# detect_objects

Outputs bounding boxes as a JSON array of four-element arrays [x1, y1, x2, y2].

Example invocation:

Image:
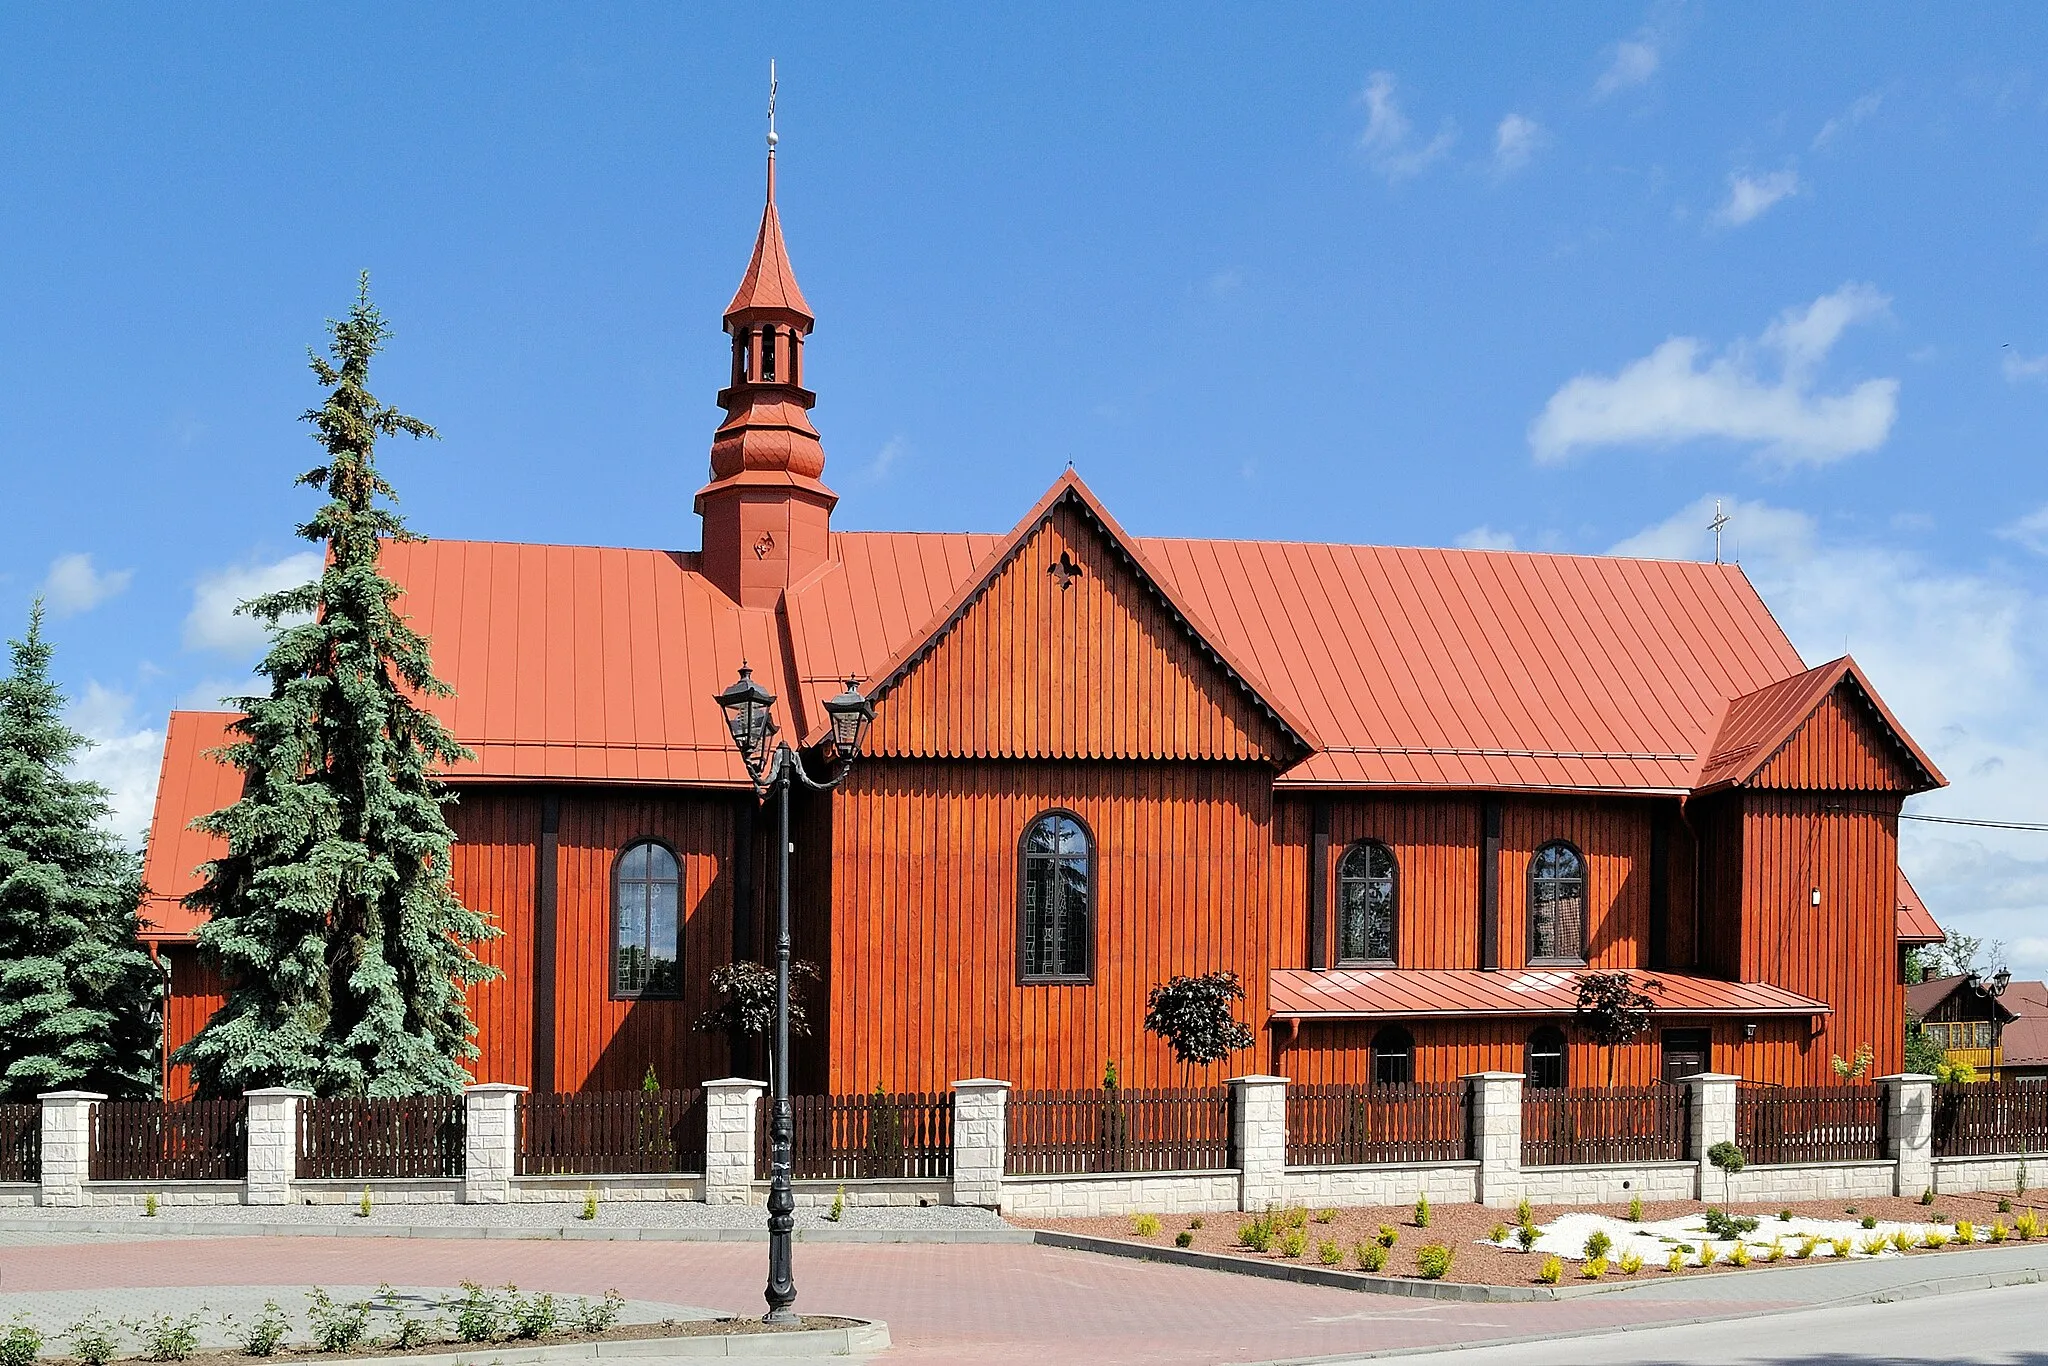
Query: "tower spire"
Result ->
[[695, 74, 837, 608]]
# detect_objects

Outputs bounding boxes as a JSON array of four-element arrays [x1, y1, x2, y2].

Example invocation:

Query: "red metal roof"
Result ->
[[1898, 872, 1944, 944], [1696, 656, 1944, 794], [139, 710, 239, 942], [1269, 967, 1830, 1020], [723, 157, 811, 321]]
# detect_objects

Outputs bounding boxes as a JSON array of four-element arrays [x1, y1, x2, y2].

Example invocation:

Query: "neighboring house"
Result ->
[[1908, 973, 2048, 1082], [140, 152, 1949, 1100]]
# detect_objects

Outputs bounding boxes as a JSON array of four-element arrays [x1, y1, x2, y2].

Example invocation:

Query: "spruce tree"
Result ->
[[0, 604, 161, 1100], [176, 276, 496, 1098]]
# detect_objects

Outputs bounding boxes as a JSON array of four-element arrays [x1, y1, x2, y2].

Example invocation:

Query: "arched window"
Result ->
[[1528, 841, 1587, 964], [1020, 811, 1092, 982], [613, 841, 681, 998], [1338, 841, 1397, 965], [1371, 1025, 1414, 1086], [1526, 1025, 1567, 1090]]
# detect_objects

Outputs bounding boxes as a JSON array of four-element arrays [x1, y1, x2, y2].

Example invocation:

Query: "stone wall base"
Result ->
[[1516, 1161, 1698, 1206], [1935, 1155, 2042, 1196], [1728, 1161, 1896, 1203], [1278, 1162, 1479, 1208], [511, 1174, 706, 1203], [1001, 1171, 1240, 1218]]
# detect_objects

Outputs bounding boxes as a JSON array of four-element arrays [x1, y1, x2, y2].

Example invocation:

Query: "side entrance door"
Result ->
[[1661, 1028, 1711, 1082]]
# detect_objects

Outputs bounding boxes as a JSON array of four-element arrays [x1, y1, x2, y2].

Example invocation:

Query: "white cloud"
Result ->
[[1492, 114, 1545, 175], [863, 436, 907, 482], [1358, 71, 1457, 182], [1529, 283, 1899, 465], [1999, 505, 2048, 556], [1813, 92, 1883, 150], [39, 553, 132, 617], [65, 682, 165, 850], [183, 552, 323, 655], [2004, 350, 2048, 384], [1712, 169, 1801, 228], [1594, 34, 1660, 98], [1455, 526, 1518, 551], [1612, 493, 2048, 983]]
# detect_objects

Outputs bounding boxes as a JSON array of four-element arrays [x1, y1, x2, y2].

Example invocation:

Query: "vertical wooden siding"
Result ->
[[829, 758, 1275, 1093], [1496, 798, 1654, 970], [448, 789, 542, 1088], [161, 945, 227, 1101], [1752, 689, 1923, 792], [865, 503, 1289, 763]]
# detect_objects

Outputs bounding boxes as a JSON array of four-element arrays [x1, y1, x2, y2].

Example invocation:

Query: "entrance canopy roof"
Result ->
[[1268, 967, 1830, 1021]]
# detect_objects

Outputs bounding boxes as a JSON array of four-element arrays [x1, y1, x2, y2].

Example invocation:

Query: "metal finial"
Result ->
[[767, 59, 778, 152], [1708, 499, 1731, 564]]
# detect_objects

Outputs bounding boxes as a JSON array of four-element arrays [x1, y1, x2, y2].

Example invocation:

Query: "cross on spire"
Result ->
[[1709, 499, 1731, 564]]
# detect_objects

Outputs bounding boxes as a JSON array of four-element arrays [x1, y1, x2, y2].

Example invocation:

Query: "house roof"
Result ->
[[1694, 656, 1944, 794], [1268, 967, 1830, 1021], [139, 710, 240, 942], [1898, 872, 1944, 945], [1998, 981, 2048, 1067]]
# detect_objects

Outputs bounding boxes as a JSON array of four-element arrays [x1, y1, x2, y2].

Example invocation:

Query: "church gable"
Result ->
[[863, 494, 1299, 763], [1751, 677, 1936, 793]]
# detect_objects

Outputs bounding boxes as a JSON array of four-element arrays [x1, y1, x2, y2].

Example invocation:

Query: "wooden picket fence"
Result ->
[[1737, 1084, 1887, 1164], [296, 1095, 466, 1180], [0, 1104, 39, 1183], [1932, 1081, 2048, 1159], [90, 1098, 246, 1181], [1005, 1086, 1234, 1176], [755, 1091, 954, 1181], [518, 1088, 707, 1176], [1286, 1083, 1467, 1166], [1522, 1085, 1689, 1167]]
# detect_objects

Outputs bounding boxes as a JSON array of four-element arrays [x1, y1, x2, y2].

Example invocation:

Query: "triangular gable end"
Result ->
[[836, 473, 1317, 764], [1700, 658, 1944, 795]]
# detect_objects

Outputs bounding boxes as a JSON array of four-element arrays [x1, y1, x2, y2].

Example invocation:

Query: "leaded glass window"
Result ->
[[614, 841, 681, 998], [1020, 812, 1091, 981], [1529, 841, 1587, 963], [1338, 841, 1397, 965]]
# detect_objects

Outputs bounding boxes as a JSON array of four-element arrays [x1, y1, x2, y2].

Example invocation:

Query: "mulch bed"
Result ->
[[1013, 1190, 2046, 1288]]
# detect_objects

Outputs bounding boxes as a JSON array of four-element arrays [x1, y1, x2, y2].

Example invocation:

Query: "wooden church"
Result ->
[[142, 148, 1949, 1101]]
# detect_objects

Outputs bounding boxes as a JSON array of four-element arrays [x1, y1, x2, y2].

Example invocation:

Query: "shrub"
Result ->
[[1490, 1223, 1509, 1244], [1618, 1251, 1643, 1275], [1992, 1221, 2011, 1244], [1728, 1242, 1751, 1268], [580, 1186, 599, 1222], [1920, 1187, 1936, 1205], [1, 1315, 45, 1366], [1280, 1203, 1309, 1230], [306, 1290, 370, 1354], [1665, 1249, 1685, 1273], [67, 1313, 120, 1366], [1707, 1141, 1745, 1174], [144, 1193, 160, 1218], [1280, 1230, 1308, 1258], [449, 1282, 504, 1344], [509, 1290, 557, 1341], [1356, 1241, 1388, 1273], [1237, 1218, 1273, 1253], [1537, 1254, 1563, 1284], [1701, 1208, 1759, 1239], [357, 1186, 373, 1219], [1132, 1213, 1161, 1237], [389, 1311, 435, 1351], [1764, 1239, 1784, 1263], [1628, 1194, 1643, 1223], [1922, 1229, 1949, 1249], [2017, 1209, 2039, 1241], [138, 1312, 203, 1362], [1956, 1220, 1976, 1244], [573, 1292, 625, 1335], [231, 1301, 289, 1357], [1189, 1216, 1205, 1230], [1583, 1229, 1613, 1260], [1515, 1222, 1540, 1252], [1793, 1237, 1817, 1259], [1317, 1240, 1342, 1266], [1414, 1194, 1431, 1228], [1515, 1196, 1533, 1226], [1174, 1230, 1194, 1248], [1313, 1208, 1337, 1225], [1696, 1242, 1718, 1268], [1860, 1215, 1878, 1229], [1890, 1230, 1915, 1252], [1377, 1223, 1399, 1249], [2000, 1196, 2014, 1214], [1860, 1233, 1889, 1256], [1414, 1244, 1453, 1280]]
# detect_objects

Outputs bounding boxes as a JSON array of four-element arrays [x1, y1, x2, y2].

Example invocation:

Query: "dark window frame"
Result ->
[[1336, 839, 1399, 967], [1525, 1024, 1568, 1090], [1017, 808, 1095, 985], [1371, 1024, 1415, 1086], [1527, 839, 1589, 966], [611, 837, 683, 1001]]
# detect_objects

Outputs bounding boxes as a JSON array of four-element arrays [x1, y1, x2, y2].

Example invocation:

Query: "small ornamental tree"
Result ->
[[0, 605, 161, 1099], [1144, 971, 1257, 1072], [692, 960, 821, 1040], [176, 278, 496, 1098], [1571, 969, 1659, 1087]]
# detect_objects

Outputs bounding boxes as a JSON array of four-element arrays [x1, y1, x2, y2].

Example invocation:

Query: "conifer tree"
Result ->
[[0, 604, 160, 1099], [176, 276, 496, 1098]]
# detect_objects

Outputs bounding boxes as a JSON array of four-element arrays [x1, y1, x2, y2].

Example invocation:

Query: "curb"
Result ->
[[214, 1320, 895, 1363], [0, 1219, 1029, 1245]]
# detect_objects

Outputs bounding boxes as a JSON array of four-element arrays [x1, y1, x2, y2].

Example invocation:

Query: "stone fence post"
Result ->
[[1464, 1072, 1522, 1207], [1229, 1075, 1288, 1212], [37, 1092, 103, 1208], [1686, 1073, 1740, 1203], [951, 1079, 1010, 1210], [704, 1078, 765, 1205], [462, 1084, 527, 1205], [244, 1088, 310, 1206], [1882, 1073, 1934, 1198]]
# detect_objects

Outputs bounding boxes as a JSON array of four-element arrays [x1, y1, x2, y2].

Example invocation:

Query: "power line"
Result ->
[[1900, 812, 2048, 833]]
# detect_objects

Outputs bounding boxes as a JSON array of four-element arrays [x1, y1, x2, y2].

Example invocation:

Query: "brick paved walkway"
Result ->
[[0, 1234, 1816, 1364]]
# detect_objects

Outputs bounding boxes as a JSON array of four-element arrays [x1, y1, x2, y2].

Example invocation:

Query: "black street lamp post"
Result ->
[[714, 664, 873, 1324]]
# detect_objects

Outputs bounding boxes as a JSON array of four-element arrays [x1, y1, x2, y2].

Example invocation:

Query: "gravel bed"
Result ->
[[0, 1200, 1009, 1233]]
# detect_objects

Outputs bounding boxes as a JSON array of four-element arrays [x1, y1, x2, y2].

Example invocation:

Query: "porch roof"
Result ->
[[1268, 967, 1830, 1021]]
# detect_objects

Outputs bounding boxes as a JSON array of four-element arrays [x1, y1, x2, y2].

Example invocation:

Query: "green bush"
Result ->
[[1792, 1237, 1817, 1260], [1580, 1256, 1607, 1280], [573, 1292, 625, 1335], [138, 1312, 203, 1362], [1515, 1222, 1539, 1252], [1280, 1229, 1308, 1258], [1956, 1220, 1977, 1244], [1628, 1194, 1643, 1223], [1356, 1241, 1388, 1273], [231, 1300, 289, 1357], [1188, 1216, 1204, 1230], [1237, 1218, 1273, 1253], [1700, 1208, 1759, 1239], [1778, 1208, 1793, 1221], [1313, 1207, 1337, 1225], [306, 1290, 369, 1353], [1920, 1187, 1936, 1205], [1860, 1215, 1878, 1229], [1174, 1230, 1194, 1248], [1665, 1249, 1685, 1274], [144, 1193, 160, 1218], [1992, 1221, 2010, 1243], [1537, 1254, 1563, 1284], [1376, 1223, 1399, 1248], [580, 1186, 600, 1222], [1414, 1244, 1453, 1280], [1764, 1238, 1784, 1263], [2000, 1196, 2014, 1214], [1706, 1140, 1745, 1174], [1489, 1223, 1509, 1244], [67, 1313, 119, 1366], [1728, 1241, 1750, 1267], [448, 1282, 503, 1344], [1317, 1240, 1342, 1266], [2017, 1209, 2039, 1240], [1413, 1194, 1431, 1228], [1617, 1251, 1643, 1275], [1583, 1229, 1613, 1260], [509, 1290, 557, 1341], [1515, 1197, 1533, 1226], [0, 1316, 45, 1366], [1131, 1213, 1161, 1237]]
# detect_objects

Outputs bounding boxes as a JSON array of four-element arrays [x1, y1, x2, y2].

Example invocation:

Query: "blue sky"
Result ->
[[7, 6, 2048, 973]]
